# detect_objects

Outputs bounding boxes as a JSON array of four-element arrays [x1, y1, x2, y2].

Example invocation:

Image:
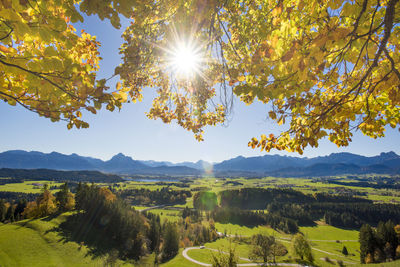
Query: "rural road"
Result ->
[[182, 247, 303, 266], [276, 239, 357, 264], [183, 238, 358, 266], [182, 247, 211, 266]]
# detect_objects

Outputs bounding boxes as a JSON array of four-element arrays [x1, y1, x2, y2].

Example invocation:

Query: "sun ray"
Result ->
[[165, 37, 205, 79]]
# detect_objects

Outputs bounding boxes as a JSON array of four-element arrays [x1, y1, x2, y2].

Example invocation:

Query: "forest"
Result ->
[[194, 188, 400, 230], [117, 187, 191, 206]]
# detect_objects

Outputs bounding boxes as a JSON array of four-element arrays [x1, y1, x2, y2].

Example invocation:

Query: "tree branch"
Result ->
[[0, 58, 79, 100], [315, 0, 398, 121]]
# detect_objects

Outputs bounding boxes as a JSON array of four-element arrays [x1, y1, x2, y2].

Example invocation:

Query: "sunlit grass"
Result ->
[[0, 180, 63, 193], [147, 209, 182, 223], [0, 213, 132, 267]]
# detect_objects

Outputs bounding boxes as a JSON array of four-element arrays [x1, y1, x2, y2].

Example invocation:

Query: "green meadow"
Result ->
[[0, 177, 400, 266], [0, 213, 133, 267], [0, 180, 63, 194]]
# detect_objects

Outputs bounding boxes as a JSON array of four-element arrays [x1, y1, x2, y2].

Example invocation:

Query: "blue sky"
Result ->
[[0, 15, 399, 163]]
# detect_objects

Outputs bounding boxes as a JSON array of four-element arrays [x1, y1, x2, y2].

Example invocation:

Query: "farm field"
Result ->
[[0, 176, 400, 266], [0, 180, 63, 193], [3, 176, 399, 212], [120, 176, 400, 205]]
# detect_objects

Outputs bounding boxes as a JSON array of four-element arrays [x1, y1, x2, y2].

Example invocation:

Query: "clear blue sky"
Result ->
[[0, 15, 399, 163]]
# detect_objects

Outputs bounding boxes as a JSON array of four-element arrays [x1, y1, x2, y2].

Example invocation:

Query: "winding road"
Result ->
[[182, 239, 358, 266], [182, 247, 304, 267]]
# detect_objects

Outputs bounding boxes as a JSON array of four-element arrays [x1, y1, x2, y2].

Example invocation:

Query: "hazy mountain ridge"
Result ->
[[0, 150, 200, 176], [214, 151, 400, 173], [0, 150, 399, 177], [266, 163, 399, 177]]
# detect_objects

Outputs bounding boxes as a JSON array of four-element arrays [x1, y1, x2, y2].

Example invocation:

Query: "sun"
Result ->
[[166, 40, 204, 78]]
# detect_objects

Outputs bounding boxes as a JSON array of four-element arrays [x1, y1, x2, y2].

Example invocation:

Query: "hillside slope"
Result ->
[[0, 213, 132, 267]]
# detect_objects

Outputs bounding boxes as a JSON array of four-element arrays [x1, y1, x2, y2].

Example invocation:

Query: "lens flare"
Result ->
[[166, 39, 204, 79]]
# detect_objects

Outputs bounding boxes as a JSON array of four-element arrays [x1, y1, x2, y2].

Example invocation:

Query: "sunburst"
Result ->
[[164, 36, 205, 80]]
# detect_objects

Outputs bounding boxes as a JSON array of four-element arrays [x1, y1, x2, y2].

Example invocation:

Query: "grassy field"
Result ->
[[186, 246, 251, 264], [0, 206, 397, 267], [147, 208, 182, 223], [2, 176, 399, 204], [0, 180, 63, 193], [0, 213, 133, 267], [161, 248, 193, 267], [299, 225, 359, 241], [214, 222, 285, 237], [0, 177, 399, 266], [110, 177, 400, 266]]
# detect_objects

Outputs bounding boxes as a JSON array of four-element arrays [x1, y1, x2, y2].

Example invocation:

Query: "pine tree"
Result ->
[[359, 224, 376, 263], [14, 199, 27, 220], [342, 246, 348, 256], [56, 183, 75, 211], [149, 217, 160, 252], [5, 204, 15, 222], [162, 222, 179, 262], [383, 221, 398, 260], [0, 199, 7, 222], [56, 183, 69, 211]]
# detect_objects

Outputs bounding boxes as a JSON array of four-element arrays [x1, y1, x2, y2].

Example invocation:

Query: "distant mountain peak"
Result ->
[[110, 153, 132, 160], [380, 151, 398, 157]]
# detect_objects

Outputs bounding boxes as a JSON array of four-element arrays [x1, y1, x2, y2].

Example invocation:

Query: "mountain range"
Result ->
[[0, 150, 399, 177]]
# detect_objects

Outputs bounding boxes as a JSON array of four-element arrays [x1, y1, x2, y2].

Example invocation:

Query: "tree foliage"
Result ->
[[249, 234, 287, 263], [55, 182, 75, 211], [211, 241, 238, 267], [117, 0, 400, 152], [74, 183, 148, 260], [342, 245, 349, 256], [118, 187, 191, 206], [217, 188, 400, 229], [0, 199, 6, 221], [23, 184, 57, 218], [360, 220, 399, 263], [0, 0, 135, 128], [161, 222, 179, 262], [3, 0, 400, 151], [291, 233, 313, 263], [193, 191, 218, 210]]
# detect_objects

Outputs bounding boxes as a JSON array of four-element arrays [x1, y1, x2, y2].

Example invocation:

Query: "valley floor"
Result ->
[[1, 212, 400, 267]]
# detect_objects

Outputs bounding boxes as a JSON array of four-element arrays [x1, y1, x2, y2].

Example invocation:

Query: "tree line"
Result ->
[[0, 182, 218, 263], [117, 187, 191, 206], [0, 183, 74, 222], [327, 180, 400, 190], [0, 191, 38, 203], [0, 168, 123, 183], [193, 188, 400, 229], [210, 208, 299, 234]]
